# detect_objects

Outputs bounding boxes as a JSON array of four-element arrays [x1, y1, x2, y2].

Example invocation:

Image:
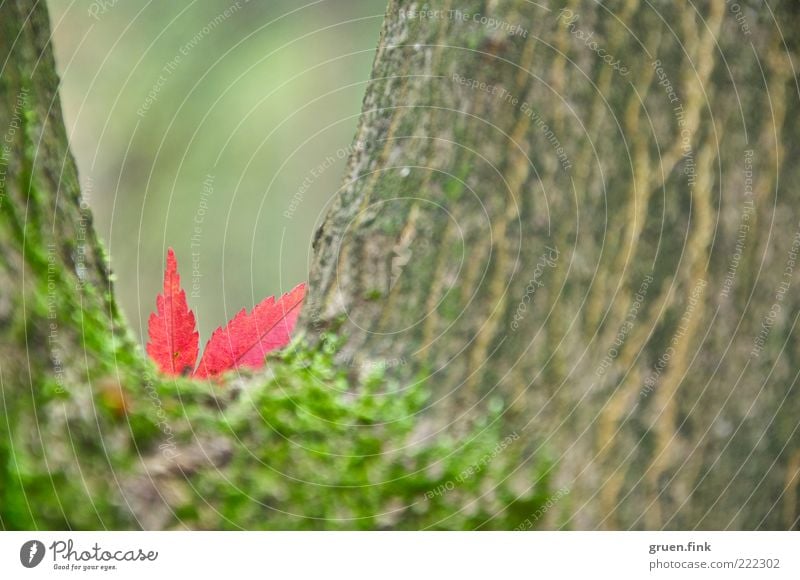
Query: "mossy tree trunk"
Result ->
[[2, 0, 799, 529], [0, 0, 145, 529], [308, 0, 800, 529]]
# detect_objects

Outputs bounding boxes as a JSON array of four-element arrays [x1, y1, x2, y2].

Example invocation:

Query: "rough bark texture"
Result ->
[[308, 0, 800, 528], [1, 0, 799, 530]]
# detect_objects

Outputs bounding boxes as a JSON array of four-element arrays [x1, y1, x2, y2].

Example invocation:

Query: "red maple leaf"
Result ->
[[146, 249, 306, 379], [193, 282, 306, 378], [146, 247, 199, 376]]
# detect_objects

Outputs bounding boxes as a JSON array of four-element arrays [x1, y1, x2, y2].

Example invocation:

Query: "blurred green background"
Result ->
[[50, 0, 387, 343]]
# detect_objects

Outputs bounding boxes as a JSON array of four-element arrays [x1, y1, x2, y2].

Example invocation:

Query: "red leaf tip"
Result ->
[[146, 248, 199, 376]]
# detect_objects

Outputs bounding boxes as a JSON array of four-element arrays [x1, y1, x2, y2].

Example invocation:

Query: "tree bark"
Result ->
[[1, 0, 799, 530], [307, 0, 800, 529], [0, 0, 145, 529]]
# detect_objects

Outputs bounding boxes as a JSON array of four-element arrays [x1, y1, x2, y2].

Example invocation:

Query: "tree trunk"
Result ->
[[0, 0, 145, 529], [307, 0, 800, 529], [2, 0, 799, 530]]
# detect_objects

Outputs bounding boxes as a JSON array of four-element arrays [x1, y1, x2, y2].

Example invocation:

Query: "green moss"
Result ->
[[2, 332, 554, 530], [443, 176, 465, 201], [149, 335, 553, 529], [365, 288, 384, 301], [437, 286, 463, 321]]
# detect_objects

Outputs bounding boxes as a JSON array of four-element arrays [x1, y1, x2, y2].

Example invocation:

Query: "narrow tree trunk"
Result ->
[[1, 0, 799, 530], [0, 0, 146, 529]]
